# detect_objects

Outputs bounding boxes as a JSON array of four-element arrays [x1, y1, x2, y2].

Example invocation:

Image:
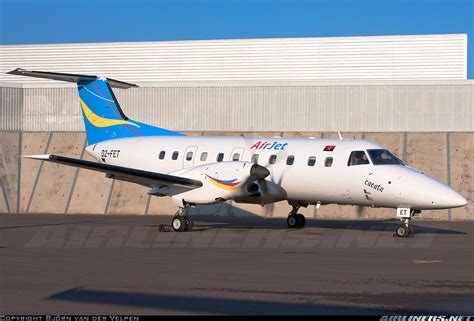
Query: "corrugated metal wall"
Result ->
[[0, 34, 467, 83], [2, 81, 472, 132], [0, 86, 22, 131], [23, 87, 82, 132]]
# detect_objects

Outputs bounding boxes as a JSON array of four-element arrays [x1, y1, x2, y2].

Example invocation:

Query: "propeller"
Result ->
[[249, 163, 270, 179], [239, 129, 291, 209], [356, 205, 366, 218], [245, 163, 270, 198], [240, 133, 293, 205]]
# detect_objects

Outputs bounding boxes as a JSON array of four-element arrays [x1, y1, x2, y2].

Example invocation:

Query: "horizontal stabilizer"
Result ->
[[23, 154, 202, 190], [7, 68, 137, 89], [9, 68, 184, 144]]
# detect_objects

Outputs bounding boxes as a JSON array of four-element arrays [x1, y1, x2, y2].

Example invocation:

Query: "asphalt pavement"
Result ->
[[0, 214, 473, 315]]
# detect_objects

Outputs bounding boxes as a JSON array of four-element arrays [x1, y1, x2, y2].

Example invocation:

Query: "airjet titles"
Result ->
[[250, 141, 288, 151]]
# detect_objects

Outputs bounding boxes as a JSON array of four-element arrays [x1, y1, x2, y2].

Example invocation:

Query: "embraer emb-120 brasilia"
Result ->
[[9, 68, 467, 237]]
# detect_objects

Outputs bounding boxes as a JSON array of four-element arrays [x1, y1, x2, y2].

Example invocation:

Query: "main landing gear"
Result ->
[[287, 202, 306, 228], [394, 208, 420, 237], [171, 206, 194, 232]]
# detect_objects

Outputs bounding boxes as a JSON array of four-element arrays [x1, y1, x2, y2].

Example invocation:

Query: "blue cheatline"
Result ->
[[78, 78, 185, 145]]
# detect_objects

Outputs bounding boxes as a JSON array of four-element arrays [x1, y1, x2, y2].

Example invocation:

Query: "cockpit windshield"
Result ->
[[367, 149, 404, 165], [348, 151, 370, 166]]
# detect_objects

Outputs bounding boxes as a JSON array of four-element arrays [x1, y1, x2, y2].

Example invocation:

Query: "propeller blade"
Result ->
[[250, 163, 270, 179], [259, 179, 269, 206], [260, 179, 268, 194], [356, 205, 366, 217], [263, 203, 274, 217]]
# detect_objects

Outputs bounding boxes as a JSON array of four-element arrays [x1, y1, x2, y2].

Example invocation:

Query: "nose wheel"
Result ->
[[395, 224, 411, 237], [394, 207, 417, 237]]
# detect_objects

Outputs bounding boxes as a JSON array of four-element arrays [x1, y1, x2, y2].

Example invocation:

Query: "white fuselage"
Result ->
[[86, 136, 467, 211]]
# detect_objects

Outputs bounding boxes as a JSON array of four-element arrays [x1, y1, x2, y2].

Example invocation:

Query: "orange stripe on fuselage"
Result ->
[[205, 174, 240, 191]]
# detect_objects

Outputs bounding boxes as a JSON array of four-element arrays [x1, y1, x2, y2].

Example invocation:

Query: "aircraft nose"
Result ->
[[435, 186, 468, 208], [445, 189, 468, 208], [403, 167, 468, 209]]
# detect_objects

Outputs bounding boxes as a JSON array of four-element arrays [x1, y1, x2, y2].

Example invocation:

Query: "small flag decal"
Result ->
[[324, 145, 336, 151]]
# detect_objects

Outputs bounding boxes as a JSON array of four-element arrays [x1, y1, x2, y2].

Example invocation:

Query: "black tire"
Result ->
[[296, 214, 306, 227], [395, 225, 410, 238], [287, 214, 298, 228], [184, 216, 194, 231], [172, 216, 186, 232]]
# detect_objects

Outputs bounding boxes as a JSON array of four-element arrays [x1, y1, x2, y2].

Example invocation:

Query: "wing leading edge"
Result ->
[[23, 154, 203, 190]]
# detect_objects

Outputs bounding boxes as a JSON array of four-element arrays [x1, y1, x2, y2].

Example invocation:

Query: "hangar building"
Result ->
[[0, 34, 472, 220]]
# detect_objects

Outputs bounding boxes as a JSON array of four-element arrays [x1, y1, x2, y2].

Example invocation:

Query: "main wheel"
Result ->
[[287, 214, 298, 228], [172, 216, 186, 232], [296, 214, 306, 227], [395, 225, 410, 238], [184, 216, 194, 231]]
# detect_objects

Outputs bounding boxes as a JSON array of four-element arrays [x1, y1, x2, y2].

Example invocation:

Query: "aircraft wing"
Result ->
[[23, 154, 203, 190]]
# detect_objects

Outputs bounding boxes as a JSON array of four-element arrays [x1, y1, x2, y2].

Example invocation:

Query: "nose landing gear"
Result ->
[[395, 219, 412, 237], [394, 208, 419, 237]]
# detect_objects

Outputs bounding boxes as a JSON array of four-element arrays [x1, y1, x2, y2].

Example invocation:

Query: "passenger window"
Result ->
[[286, 155, 295, 165], [348, 151, 370, 166], [200, 152, 208, 161], [172, 151, 179, 160], [217, 153, 224, 162], [159, 151, 166, 160], [325, 157, 333, 167], [232, 153, 240, 161], [269, 155, 277, 165], [307, 156, 316, 166], [186, 151, 193, 161], [251, 154, 259, 164], [250, 154, 260, 164]]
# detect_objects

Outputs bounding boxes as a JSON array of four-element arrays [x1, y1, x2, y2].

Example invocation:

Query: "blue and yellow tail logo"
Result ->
[[78, 78, 184, 144], [79, 98, 140, 129]]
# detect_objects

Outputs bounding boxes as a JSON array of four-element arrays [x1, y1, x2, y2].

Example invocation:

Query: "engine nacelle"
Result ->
[[161, 161, 272, 206]]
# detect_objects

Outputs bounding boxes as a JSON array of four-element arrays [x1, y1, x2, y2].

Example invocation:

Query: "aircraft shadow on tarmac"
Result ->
[[0, 213, 466, 236], [158, 216, 467, 235], [0, 219, 107, 230], [180, 203, 468, 235], [47, 287, 432, 315]]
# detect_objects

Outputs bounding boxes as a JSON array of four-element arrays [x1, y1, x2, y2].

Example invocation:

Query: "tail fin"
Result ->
[[7, 68, 184, 144]]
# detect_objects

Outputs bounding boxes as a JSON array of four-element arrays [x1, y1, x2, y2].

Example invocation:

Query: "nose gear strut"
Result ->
[[394, 208, 420, 237]]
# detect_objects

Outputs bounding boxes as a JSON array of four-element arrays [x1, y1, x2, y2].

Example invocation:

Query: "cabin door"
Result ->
[[183, 146, 198, 168]]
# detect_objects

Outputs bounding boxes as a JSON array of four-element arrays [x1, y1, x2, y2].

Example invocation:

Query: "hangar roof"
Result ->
[[0, 34, 468, 85]]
